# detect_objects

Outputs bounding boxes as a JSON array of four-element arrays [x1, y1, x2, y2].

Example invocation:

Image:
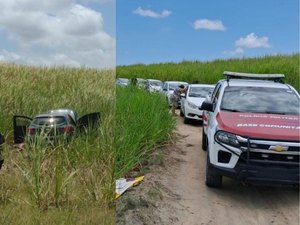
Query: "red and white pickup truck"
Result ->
[[201, 71, 300, 187]]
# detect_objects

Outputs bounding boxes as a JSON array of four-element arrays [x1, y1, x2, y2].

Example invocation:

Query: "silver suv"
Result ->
[[13, 109, 100, 145], [201, 71, 300, 187]]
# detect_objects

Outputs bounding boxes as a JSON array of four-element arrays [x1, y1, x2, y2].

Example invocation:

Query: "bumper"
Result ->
[[210, 160, 300, 185], [28, 134, 71, 146], [185, 107, 203, 120]]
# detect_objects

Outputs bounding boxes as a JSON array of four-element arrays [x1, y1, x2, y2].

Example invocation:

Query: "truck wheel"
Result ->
[[205, 151, 222, 187], [202, 127, 207, 151]]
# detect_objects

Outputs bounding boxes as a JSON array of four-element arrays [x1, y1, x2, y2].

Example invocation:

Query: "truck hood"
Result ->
[[216, 112, 300, 141]]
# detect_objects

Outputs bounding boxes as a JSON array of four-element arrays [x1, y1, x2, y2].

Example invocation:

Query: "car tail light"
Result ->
[[27, 128, 36, 135], [61, 126, 74, 133]]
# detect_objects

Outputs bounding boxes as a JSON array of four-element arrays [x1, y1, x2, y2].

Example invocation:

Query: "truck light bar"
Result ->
[[223, 71, 285, 82]]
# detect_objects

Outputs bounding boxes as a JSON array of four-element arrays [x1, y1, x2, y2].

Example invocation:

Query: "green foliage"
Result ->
[[116, 86, 175, 177], [117, 54, 300, 91], [0, 64, 115, 224]]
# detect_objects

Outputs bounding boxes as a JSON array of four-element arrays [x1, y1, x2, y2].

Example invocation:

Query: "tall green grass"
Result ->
[[117, 54, 300, 91], [115, 54, 299, 178], [0, 64, 115, 224], [116, 86, 175, 178]]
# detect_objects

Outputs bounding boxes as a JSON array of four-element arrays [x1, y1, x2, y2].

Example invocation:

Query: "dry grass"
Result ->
[[0, 64, 115, 224]]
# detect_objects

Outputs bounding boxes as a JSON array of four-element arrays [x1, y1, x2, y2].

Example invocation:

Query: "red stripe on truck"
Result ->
[[216, 112, 300, 141]]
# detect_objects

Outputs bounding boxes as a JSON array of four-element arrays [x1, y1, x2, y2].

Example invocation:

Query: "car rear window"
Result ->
[[32, 116, 67, 126], [221, 86, 300, 115]]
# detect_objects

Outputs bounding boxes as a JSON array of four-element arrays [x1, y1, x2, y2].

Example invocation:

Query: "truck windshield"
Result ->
[[221, 86, 300, 115]]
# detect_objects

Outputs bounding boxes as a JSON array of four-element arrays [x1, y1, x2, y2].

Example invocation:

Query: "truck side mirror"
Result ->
[[200, 101, 213, 112]]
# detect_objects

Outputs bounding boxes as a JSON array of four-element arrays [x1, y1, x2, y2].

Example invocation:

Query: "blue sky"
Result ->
[[117, 0, 299, 65], [0, 0, 115, 68]]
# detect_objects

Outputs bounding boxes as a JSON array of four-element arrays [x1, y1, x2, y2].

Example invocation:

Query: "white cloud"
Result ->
[[76, 0, 113, 3], [133, 7, 171, 19], [235, 33, 270, 49], [223, 47, 244, 55], [0, 0, 115, 68], [0, 49, 21, 61], [193, 19, 226, 31], [224, 33, 271, 56]]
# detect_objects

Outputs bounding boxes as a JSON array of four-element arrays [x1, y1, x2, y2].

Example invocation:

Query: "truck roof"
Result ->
[[220, 79, 291, 89]]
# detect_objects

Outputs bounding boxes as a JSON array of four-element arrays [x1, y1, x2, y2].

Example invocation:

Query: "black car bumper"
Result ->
[[210, 161, 299, 185]]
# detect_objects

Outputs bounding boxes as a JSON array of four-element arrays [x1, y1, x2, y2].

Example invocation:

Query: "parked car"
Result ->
[[136, 78, 147, 89], [162, 81, 188, 106], [180, 84, 214, 123], [201, 71, 300, 187], [116, 78, 129, 86], [128, 78, 147, 89], [13, 109, 100, 146], [145, 79, 163, 92]]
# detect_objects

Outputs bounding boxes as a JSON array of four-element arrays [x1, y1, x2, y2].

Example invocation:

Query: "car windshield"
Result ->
[[169, 83, 186, 90], [149, 80, 162, 86], [220, 86, 300, 115], [32, 116, 67, 126], [188, 87, 214, 98]]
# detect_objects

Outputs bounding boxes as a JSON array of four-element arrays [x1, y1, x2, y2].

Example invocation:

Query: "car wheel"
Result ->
[[183, 116, 189, 124], [205, 149, 222, 187], [180, 109, 184, 117], [202, 126, 207, 151]]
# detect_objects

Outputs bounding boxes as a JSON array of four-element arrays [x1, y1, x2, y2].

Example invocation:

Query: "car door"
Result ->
[[162, 82, 167, 95], [13, 115, 32, 144], [77, 112, 101, 132], [146, 80, 150, 91], [206, 82, 222, 134]]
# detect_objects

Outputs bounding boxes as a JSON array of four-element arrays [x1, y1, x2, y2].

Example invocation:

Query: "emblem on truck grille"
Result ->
[[269, 145, 288, 152]]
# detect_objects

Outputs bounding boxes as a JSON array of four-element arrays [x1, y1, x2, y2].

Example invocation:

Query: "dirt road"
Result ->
[[117, 116, 299, 225]]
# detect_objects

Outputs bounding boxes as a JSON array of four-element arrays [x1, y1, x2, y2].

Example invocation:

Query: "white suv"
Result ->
[[180, 84, 214, 123], [201, 71, 300, 187]]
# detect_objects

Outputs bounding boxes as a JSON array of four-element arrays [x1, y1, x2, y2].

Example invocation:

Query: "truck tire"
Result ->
[[205, 150, 222, 187], [202, 126, 207, 151]]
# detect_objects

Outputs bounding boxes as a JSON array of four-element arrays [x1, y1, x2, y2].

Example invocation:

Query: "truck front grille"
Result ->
[[237, 138, 300, 164]]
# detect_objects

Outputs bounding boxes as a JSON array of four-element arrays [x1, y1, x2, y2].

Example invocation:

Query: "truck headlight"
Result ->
[[215, 131, 240, 148], [187, 101, 197, 109]]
